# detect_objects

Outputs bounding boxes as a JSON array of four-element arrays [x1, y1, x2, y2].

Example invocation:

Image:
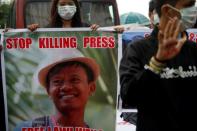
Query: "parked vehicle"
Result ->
[[7, 0, 120, 28]]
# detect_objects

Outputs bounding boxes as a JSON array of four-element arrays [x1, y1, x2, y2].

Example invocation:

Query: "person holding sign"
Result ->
[[14, 49, 100, 130], [119, 0, 197, 131], [28, 0, 99, 31]]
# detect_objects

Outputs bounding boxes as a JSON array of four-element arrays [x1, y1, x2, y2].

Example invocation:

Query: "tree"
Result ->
[[0, 3, 11, 28]]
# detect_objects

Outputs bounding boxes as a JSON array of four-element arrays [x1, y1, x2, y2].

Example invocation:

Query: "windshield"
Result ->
[[80, 2, 114, 26], [25, 1, 51, 27], [25, 1, 115, 27]]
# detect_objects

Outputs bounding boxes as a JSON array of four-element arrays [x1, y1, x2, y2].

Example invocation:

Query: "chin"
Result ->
[[57, 104, 80, 111]]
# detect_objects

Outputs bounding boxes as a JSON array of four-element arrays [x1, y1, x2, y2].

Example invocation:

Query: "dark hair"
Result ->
[[153, 0, 196, 17], [153, 0, 177, 17], [46, 61, 94, 90], [149, 0, 155, 13], [50, 0, 83, 27]]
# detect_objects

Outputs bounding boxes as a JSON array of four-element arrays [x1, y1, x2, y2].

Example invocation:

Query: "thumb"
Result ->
[[176, 38, 185, 51]]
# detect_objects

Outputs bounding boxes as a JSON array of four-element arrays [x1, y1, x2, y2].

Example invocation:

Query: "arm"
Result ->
[[119, 42, 161, 108], [119, 17, 186, 108]]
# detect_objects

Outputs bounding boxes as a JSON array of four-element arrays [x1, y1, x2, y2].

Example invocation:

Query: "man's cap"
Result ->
[[37, 49, 100, 88]]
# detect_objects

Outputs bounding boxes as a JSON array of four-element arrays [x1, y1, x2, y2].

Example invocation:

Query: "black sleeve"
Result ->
[[119, 42, 160, 108]]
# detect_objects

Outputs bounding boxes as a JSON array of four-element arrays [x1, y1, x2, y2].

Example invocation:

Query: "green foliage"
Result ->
[[0, 3, 11, 28]]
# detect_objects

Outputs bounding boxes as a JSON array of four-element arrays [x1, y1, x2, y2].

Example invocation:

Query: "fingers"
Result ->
[[176, 33, 186, 51], [164, 38, 177, 48], [173, 20, 181, 39], [27, 24, 39, 32], [157, 17, 184, 61], [3, 28, 9, 32], [176, 38, 185, 51], [162, 17, 182, 47], [90, 24, 99, 31], [158, 30, 164, 44], [114, 26, 124, 33], [164, 19, 172, 40], [168, 19, 176, 37], [164, 17, 179, 40]]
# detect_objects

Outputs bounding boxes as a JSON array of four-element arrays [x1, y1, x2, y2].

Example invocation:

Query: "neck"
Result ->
[[62, 20, 72, 28], [53, 109, 86, 127]]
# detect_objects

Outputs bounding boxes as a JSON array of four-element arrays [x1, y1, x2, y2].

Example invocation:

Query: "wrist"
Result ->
[[154, 55, 167, 64], [147, 56, 166, 74], [155, 54, 167, 63]]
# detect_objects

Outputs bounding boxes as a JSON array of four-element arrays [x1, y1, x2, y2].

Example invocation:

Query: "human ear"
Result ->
[[88, 82, 96, 96], [47, 88, 53, 100], [46, 86, 52, 97]]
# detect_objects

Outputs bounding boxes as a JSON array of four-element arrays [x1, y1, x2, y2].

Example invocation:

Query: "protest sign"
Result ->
[[2, 28, 118, 131]]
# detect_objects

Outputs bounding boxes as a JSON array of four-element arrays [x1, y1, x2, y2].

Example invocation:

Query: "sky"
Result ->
[[1, 0, 11, 3], [117, 0, 197, 18], [117, 0, 150, 18]]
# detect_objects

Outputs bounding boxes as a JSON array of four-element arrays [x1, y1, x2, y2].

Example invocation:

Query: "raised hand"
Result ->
[[156, 17, 186, 61]]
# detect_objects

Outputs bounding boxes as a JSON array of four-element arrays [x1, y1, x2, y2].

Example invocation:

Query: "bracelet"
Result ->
[[151, 56, 166, 68], [145, 65, 160, 74], [148, 56, 166, 74], [153, 56, 167, 64], [149, 61, 163, 73]]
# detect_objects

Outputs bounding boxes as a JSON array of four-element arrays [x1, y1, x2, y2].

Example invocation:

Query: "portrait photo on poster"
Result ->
[[2, 28, 118, 131]]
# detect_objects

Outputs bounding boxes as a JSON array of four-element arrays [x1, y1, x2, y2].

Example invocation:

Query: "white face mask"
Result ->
[[58, 5, 77, 20], [153, 14, 160, 25], [180, 6, 197, 30]]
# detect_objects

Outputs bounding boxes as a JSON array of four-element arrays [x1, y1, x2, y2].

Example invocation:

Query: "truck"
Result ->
[[7, 0, 120, 28]]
